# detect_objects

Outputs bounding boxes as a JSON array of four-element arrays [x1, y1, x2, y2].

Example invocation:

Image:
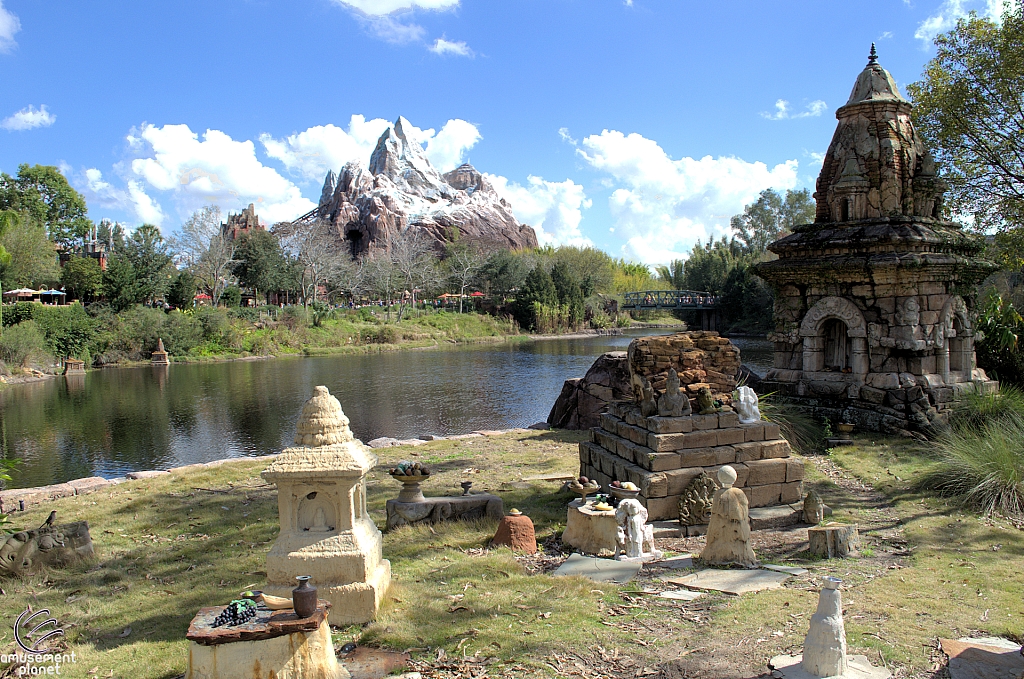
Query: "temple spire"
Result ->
[[867, 43, 878, 66]]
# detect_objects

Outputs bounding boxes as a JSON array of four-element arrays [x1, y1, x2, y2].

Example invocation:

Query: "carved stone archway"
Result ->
[[938, 296, 973, 382], [799, 296, 869, 376]]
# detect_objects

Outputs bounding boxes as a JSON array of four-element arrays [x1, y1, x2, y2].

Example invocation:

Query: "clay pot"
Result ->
[[292, 576, 318, 619]]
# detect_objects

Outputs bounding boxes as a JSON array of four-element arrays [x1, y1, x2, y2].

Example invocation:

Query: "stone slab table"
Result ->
[[561, 498, 619, 556], [186, 600, 348, 679], [385, 493, 503, 531]]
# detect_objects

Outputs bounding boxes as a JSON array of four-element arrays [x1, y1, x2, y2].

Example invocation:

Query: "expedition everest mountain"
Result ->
[[305, 116, 538, 256]]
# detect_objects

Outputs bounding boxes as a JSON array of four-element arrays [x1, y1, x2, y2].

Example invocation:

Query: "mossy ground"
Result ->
[[0, 431, 1019, 678]]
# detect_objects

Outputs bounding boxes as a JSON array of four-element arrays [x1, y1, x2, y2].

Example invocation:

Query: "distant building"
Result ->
[[58, 225, 109, 270], [222, 203, 263, 241]]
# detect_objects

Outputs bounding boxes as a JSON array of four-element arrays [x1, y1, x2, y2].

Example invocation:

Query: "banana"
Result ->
[[260, 593, 294, 610]]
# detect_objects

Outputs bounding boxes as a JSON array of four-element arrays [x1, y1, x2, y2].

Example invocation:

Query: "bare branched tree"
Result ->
[[278, 218, 347, 305], [170, 205, 236, 306], [445, 242, 486, 313]]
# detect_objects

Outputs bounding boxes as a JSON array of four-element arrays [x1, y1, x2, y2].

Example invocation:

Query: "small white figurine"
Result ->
[[735, 385, 761, 424], [614, 499, 662, 562]]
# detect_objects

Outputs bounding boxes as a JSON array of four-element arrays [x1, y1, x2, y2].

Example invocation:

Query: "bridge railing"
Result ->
[[620, 290, 720, 309]]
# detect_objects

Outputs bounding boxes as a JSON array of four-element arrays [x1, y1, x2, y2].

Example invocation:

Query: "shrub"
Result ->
[[31, 303, 96, 359], [2, 302, 36, 327], [757, 393, 824, 455], [359, 325, 398, 344], [918, 413, 1024, 517], [0, 321, 51, 367], [949, 385, 1024, 432]]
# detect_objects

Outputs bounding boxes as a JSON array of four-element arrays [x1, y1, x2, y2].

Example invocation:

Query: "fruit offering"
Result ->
[[212, 599, 258, 627], [389, 461, 430, 477]]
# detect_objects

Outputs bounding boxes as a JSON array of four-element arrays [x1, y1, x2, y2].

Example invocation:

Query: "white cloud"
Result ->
[[365, 15, 425, 43], [760, 99, 826, 120], [0, 0, 20, 53], [487, 174, 592, 247], [429, 37, 473, 57], [878, 30, 894, 40], [331, 0, 459, 15], [263, 115, 481, 177], [915, 0, 1017, 45], [1, 105, 56, 131], [129, 124, 316, 225], [78, 168, 168, 227], [577, 129, 799, 265]]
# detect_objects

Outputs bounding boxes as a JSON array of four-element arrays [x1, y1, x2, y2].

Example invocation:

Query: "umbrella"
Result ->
[[3, 288, 38, 296], [470, 291, 485, 297]]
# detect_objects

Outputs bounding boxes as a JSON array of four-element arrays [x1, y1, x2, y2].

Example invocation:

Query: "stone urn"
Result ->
[[837, 423, 854, 441], [390, 472, 429, 503], [567, 480, 600, 506]]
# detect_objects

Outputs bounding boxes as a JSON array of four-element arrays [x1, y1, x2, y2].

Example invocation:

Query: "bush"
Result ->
[[32, 303, 95, 359], [949, 385, 1024, 431], [919, 413, 1024, 517], [359, 325, 398, 344], [2, 302, 36, 327], [757, 393, 824, 455], [0, 321, 51, 368]]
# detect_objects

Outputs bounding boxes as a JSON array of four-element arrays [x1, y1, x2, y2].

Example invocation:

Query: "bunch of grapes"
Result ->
[[212, 599, 258, 627]]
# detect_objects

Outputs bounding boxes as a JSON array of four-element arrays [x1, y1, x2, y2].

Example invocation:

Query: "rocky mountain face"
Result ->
[[316, 117, 538, 256]]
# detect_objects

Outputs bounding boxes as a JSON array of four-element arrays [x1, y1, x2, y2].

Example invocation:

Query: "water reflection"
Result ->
[[0, 332, 772, 488]]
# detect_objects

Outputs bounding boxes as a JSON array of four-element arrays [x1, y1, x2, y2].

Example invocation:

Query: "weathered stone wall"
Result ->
[[579, 400, 803, 521], [627, 331, 740, 402]]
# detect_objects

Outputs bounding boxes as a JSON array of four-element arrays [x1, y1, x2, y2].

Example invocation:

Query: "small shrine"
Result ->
[[151, 338, 170, 365], [756, 46, 998, 434], [261, 386, 391, 625]]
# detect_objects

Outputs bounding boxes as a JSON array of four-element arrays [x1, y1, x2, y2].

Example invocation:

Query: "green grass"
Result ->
[[949, 384, 1024, 431]]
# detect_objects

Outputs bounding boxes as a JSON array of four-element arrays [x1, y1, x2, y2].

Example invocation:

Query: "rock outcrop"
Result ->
[[548, 352, 632, 430], [314, 117, 538, 256]]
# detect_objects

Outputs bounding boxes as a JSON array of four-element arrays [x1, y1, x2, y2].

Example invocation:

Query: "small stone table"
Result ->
[[385, 494, 503, 531], [186, 601, 348, 679], [561, 498, 618, 556]]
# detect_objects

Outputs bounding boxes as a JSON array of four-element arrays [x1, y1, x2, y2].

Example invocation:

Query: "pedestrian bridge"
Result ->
[[620, 290, 719, 310]]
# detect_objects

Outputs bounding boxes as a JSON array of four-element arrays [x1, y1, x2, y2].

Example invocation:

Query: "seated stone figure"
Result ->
[[735, 385, 761, 424], [614, 499, 662, 562], [695, 386, 717, 415], [658, 368, 691, 417], [700, 466, 757, 568], [639, 378, 658, 417]]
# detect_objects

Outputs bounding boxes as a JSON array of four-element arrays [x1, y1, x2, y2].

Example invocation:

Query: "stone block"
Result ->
[[67, 476, 112, 495], [716, 428, 746, 446], [926, 294, 947, 310], [600, 413, 620, 433], [647, 429, 716, 452], [127, 470, 170, 480], [579, 443, 591, 465], [744, 459, 788, 486], [741, 423, 766, 441], [733, 441, 763, 463], [676, 447, 720, 467], [616, 421, 631, 440], [717, 410, 739, 428], [692, 414, 719, 430], [918, 281, 946, 295], [634, 448, 680, 472], [644, 495, 682, 521], [780, 481, 804, 504], [615, 438, 637, 463], [859, 385, 886, 404], [594, 429, 618, 452], [645, 416, 692, 434], [866, 372, 900, 390], [665, 467, 704, 495], [761, 440, 792, 459], [748, 483, 783, 507], [785, 458, 805, 482], [762, 422, 781, 440], [644, 471, 668, 498]]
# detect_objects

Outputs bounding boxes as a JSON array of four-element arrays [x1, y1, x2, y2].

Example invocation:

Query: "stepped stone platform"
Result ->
[[579, 400, 804, 521]]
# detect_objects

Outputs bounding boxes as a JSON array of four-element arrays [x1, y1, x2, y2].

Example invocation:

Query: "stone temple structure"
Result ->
[[756, 46, 997, 434]]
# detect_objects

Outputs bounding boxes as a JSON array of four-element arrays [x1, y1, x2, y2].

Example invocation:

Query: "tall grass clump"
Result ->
[[919, 412, 1024, 517], [757, 392, 824, 454], [948, 385, 1024, 431]]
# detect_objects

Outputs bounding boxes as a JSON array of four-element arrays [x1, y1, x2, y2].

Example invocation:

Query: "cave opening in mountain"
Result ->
[[345, 229, 363, 257]]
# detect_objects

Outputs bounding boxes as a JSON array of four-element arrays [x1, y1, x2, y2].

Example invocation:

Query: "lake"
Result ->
[[0, 332, 772, 488]]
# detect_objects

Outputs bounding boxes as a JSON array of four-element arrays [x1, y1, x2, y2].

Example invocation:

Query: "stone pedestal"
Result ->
[[186, 602, 348, 679], [562, 499, 618, 556], [386, 493, 503, 530], [151, 337, 170, 365], [262, 386, 390, 625]]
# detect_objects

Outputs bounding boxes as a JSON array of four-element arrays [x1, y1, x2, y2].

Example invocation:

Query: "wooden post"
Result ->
[[808, 523, 859, 559]]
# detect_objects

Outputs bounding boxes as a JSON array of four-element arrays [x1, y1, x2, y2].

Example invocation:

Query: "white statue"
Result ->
[[735, 385, 761, 424], [803, 577, 848, 677], [308, 506, 331, 532], [614, 499, 662, 562]]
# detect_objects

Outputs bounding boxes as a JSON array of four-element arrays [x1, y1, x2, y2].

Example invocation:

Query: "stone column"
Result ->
[[802, 336, 824, 373]]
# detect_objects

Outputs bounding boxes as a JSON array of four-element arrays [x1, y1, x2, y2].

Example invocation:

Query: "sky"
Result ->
[[0, 0, 1016, 265]]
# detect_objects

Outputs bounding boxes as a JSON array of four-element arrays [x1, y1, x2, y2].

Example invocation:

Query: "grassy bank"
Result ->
[[1, 430, 1013, 678]]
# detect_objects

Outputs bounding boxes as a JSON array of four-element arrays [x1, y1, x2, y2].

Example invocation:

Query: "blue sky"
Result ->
[[0, 0, 1014, 264]]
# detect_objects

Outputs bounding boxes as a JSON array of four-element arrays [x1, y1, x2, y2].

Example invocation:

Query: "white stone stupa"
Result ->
[[262, 386, 391, 624]]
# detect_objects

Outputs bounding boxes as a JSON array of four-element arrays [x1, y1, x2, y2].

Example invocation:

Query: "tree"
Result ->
[[166, 270, 197, 309], [730, 188, 815, 254], [278, 218, 347, 305], [170, 206, 236, 306], [907, 7, 1024, 231], [60, 257, 103, 304], [102, 253, 139, 312], [656, 259, 685, 289], [124, 224, 173, 305], [0, 212, 59, 288], [479, 249, 530, 303], [383, 230, 439, 322], [444, 242, 485, 313], [234, 230, 288, 304], [550, 261, 584, 328], [0, 164, 91, 247], [512, 265, 557, 330]]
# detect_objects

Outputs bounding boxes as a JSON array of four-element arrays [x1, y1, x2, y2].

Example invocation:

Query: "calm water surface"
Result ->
[[0, 332, 772, 488]]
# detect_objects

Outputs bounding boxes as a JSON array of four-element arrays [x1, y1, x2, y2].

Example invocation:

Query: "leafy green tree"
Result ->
[[33, 304, 95, 360], [0, 165, 91, 246], [730, 188, 815, 254], [102, 253, 140, 312], [60, 257, 103, 304], [124, 224, 174, 305], [221, 285, 242, 308], [550, 261, 584, 328], [97, 219, 127, 251], [656, 260, 685, 289], [479, 249, 531, 303], [0, 212, 59, 288], [512, 265, 557, 330], [907, 7, 1024, 231], [233, 230, 288, 303], [548, 246, 615, 294], [166, 270, 197, 309]]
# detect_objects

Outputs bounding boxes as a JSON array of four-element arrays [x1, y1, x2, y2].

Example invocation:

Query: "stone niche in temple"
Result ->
[[756, 46, 998, 434]]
